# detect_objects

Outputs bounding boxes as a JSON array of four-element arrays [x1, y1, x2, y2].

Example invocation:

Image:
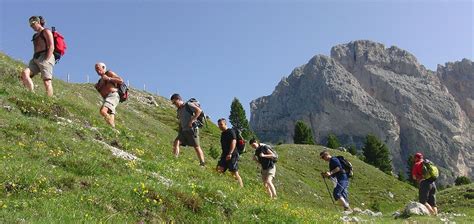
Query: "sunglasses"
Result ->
[[29, 21, 38, 27]]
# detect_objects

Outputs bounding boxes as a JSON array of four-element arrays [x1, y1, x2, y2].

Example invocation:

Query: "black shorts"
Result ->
[[419, 179, 437, 207], [217, 154, 239, 172]]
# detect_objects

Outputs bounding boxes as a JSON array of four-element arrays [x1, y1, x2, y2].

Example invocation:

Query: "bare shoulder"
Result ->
[[106, 70, 119, 77], [42, 28, 53, 37]]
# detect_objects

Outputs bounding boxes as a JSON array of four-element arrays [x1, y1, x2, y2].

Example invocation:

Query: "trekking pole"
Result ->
[[321, 173, 335, 204]]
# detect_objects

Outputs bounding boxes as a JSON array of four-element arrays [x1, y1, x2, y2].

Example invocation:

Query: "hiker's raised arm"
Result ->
[[259, 147, 274, 158], [266, 148, 274, 157], [329, 166, 341, 175], [104, 71, 123, 84], [323, 166, 340, 177]]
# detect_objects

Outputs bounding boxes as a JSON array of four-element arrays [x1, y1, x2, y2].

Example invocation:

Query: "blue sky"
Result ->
[[1, 0, 473, 122]]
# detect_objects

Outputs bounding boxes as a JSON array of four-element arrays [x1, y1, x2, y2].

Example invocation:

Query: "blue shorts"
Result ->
[[333, 179, 349, 201], [217, 154, 239, 172]]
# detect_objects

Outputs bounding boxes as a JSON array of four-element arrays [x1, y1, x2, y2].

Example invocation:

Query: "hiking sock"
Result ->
[[339, 198, 350, 209]]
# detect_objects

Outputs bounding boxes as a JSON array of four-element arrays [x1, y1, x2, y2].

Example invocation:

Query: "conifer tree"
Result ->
[[455, 176, 471, 186], [397, 171, 405, 182], [293, 120, 315, 145], [348, 144, 358, 156], [229, 97, 254, 139], [326, 134, 340, 149], [406, 154, 417, 186], [362, 134, 393, 175]]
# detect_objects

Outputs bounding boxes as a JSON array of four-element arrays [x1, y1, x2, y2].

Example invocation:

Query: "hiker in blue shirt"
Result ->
[[320, 150, 352, 211]]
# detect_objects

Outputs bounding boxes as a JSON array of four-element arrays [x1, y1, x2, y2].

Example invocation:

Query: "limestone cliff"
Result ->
[[250, 40, 473, 182]]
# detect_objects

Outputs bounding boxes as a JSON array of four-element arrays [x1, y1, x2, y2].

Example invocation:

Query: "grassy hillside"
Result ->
[[437, 183, 474, 214], [0, 52, 471, 223]]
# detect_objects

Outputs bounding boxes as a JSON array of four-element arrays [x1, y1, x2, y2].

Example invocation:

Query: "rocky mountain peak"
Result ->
[[437, 59, 474, 120], [331, 40, 426, 78], [250, 40, 473, 183]]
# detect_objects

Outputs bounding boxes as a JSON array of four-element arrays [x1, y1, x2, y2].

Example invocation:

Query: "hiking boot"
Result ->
[[344, 206, 353, 212], [199, 161, 206, 167]]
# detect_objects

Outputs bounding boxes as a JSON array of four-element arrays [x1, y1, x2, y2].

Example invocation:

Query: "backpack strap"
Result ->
[[336, 156, 346, 172], [104, 70, 112, 78], [231, 127, 240, 137], [103, 71, 120, 87], [185, 102, 194, 115], [103, 70, 110, 82], [259, 144, 270, 153]]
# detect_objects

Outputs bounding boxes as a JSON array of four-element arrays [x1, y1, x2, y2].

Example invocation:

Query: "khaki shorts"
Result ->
[[102, 92, 120, 115], [28, 53, 55, 80], [176, 129, 200, 147], [261, 166, 276, 182]]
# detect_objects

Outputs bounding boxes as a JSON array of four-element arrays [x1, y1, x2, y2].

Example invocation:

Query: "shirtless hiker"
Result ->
[[20, 16, 56, 97], [94, 62, 124, 128]]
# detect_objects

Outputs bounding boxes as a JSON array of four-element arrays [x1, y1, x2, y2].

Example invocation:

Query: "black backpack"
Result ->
[[98, 71, 128, 103], [336, 156, 353, 178], [232, 127, 246, 154], [261, 144, 278, 163], [117, 82, 129, 103], [185, 98, 206, 128]]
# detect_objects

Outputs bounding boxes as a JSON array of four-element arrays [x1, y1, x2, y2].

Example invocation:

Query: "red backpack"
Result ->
[[35, 27, 67, 63], [51, 27, 66, 63]]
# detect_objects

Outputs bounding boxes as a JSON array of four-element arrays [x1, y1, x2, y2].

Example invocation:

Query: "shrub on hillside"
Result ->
[[397, 171, 406, 182], [455, 176, 471, 186], [209, 145, 220, 160], [326, 134, 340, 149]]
